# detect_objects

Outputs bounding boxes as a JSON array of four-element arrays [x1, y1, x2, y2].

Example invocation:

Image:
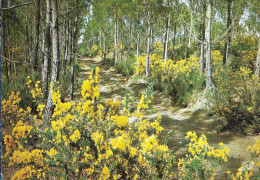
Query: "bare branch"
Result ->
[[1, 1, 34, 10]]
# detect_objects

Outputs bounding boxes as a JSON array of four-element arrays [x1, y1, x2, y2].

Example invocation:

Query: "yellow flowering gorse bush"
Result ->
[[135, 53, 203, 103], [178, 132, 230, 179], [211, 63, 260, 128]]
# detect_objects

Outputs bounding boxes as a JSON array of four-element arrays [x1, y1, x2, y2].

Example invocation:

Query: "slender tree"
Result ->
[[187, 0, 194, 58], [200, 2, 206, 73], [163, 2, 171, 71], [205, 0, 213, 88], [45, 0, 60, 119], [114, 3, 119, 64], [146, 6, 151, 78], [62, 9, 70, 77], [42, 0, 51, 98], [171, 0, 179, 60], [255, 40, 260, 79], [33, 0, 40, 71], [223, 0, 233, 65], [70, 0, 79, 100]]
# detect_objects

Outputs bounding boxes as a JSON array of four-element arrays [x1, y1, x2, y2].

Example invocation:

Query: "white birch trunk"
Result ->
[[205, 0, 213, 88]]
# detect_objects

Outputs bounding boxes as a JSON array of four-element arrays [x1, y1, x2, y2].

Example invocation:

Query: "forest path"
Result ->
[[77, 55, 258, 179]]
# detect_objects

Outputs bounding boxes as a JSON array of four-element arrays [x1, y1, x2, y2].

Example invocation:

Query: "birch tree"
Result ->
[[223, 0, 233, 65], [42, 0, 51, 98], [256, 40, 260, 78], [163, 1, 171, 71], [146, 6, 151, 78], [33, 0, 40, 71], [205, 0, 213, 88], [46, 0, 60, 119]]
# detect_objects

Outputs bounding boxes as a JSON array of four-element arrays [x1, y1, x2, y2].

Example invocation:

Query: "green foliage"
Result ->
[[1, 69, 41, 111], [102, 57, 115, 67], [89, 44, 99, 57], [115, 56, 136, 77], [136, 54, 205, 105]]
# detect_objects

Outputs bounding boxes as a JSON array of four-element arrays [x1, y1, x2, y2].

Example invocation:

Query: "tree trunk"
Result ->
[[104, 34, 107, 61], [70, 56, 75, 100], [2, 1, 9, 82], [70, 31, 75, 100], [70, 0, 79, 100], [114, 5, 118, 64], [30, 23, 33, 69], [205, 0, 213, 88], [45, 0, 60, 119], [200, 4, 206, 73], [100, 25, 103, 56], [69, 21, 73, 66], [33, 0, 40, 71], [137, 25, 140, 58], [146, 9, 151, 78], [120, 34, 123, 61], [187, 7, 193, 58], [223, 0, 233, 65], [128, 20, 132, 48], [164, 12, 170, 72], [42, 0, 51, 98], [255, 40, 260, 79], [25, 22, 30, 71], [7, 24, 11, 76], [62, 15, 70, 77], [171, 23, 177, 60], [150, 26, 153, 50]]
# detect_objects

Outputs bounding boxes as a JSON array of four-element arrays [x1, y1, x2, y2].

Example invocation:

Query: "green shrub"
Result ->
[[210, 64, 260, 132], [1, 70, 41, 110], [115, 57, 136, 77]]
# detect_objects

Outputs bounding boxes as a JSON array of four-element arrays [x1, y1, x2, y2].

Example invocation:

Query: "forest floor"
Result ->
[[77, 55, 259, 179]]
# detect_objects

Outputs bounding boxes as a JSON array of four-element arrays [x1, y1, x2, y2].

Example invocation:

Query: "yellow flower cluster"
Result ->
[[137, 94, 151, 111], [135, 53, 200, 93], [9, 149, 44, 167], [165, 57, 200, 76], [178, 131, 230, 179], [47, 147, 58, 158], [12, 120, 33, 139], [30, 80, 43, 100], [89, 44, 99, 56], [135, 53, 165, 75], [247, 135, 260, 167], [1, 91, 22, 127], [153, 41, 164, 54], [99, 166, 110, 180], [70, 129, 81, 143], [92, 130, 104, 146], [11, 165, 37, 180], [110, 134, 129, 151], [3, 135, 16, 157], [112, 115, 129, 128], [225, 135, 260, 179], [185, 131, 230, 161], [81, 67, 100, 100], [227, 161, 254, 180], [211, 50, 223, 66]]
